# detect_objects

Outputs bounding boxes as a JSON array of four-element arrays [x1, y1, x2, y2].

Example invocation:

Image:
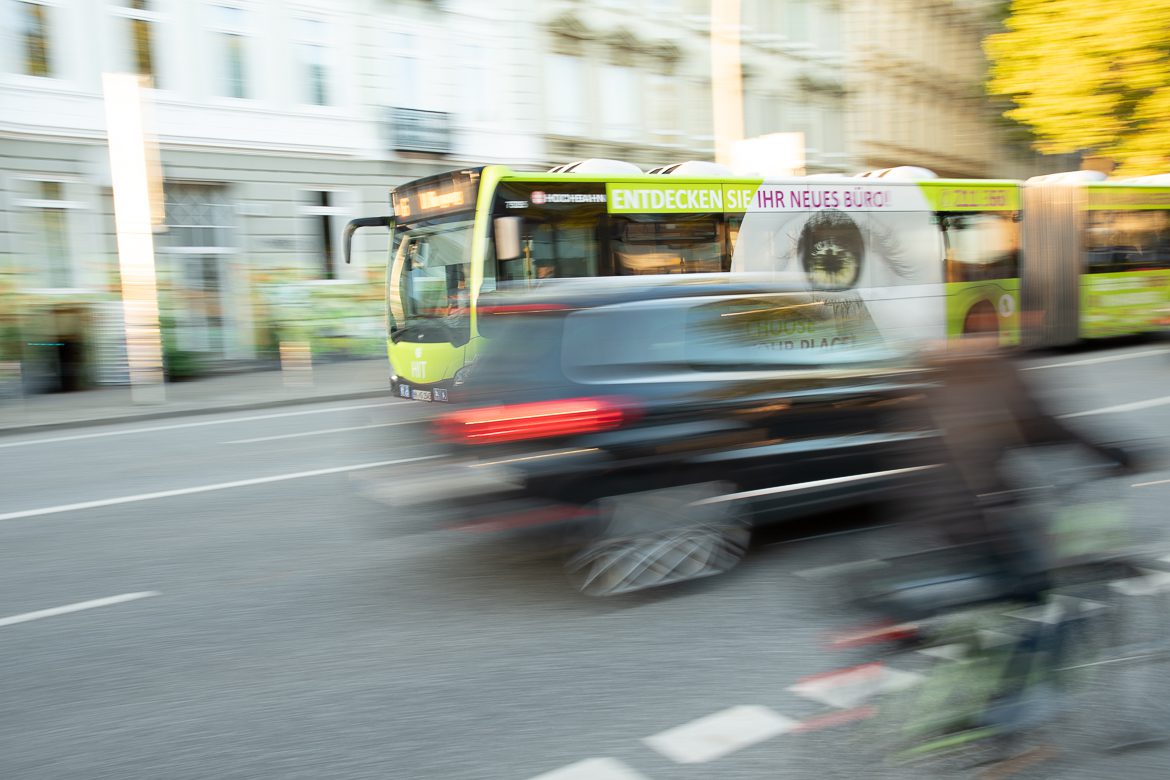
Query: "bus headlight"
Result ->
[[453, 365, 473, 386]]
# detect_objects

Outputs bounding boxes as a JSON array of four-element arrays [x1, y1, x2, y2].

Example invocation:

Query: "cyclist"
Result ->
[[897, 314, 1132, 606]]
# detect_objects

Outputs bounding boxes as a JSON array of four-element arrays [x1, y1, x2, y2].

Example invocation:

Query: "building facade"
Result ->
[[842, 0, 1075, 179], [1, 0, 1068, 391], [536, 0, 850, 174], [0, 0, 539, 390]]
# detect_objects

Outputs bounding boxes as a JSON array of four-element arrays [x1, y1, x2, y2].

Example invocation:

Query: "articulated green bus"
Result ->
[[344, 162, 1170, 402]]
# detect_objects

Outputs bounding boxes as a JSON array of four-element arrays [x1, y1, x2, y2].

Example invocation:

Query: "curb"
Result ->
[[0, 388, 396, 438]]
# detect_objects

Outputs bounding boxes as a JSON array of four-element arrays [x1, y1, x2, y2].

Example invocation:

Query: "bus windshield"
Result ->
[[388, 219, 474, 345]]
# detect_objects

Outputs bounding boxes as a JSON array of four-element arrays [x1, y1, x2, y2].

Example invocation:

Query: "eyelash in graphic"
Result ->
[[863, 216, 914, 279]]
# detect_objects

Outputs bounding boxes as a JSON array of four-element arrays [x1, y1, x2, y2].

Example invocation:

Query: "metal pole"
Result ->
[[103, 73, 166, 404], [710, 0, 744, 167]]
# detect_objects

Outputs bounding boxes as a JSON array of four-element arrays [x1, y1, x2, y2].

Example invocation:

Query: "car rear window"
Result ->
[[561, 292, 902, 378]]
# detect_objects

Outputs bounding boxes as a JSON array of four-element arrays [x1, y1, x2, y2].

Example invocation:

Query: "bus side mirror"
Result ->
[[343, 216, 391, 264], [494, 217, 522, 261]]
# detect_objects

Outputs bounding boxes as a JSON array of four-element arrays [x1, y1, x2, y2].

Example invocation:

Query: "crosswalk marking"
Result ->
[[526, 757, 650, 780], [642, 705, 797, 764], [788, 663, 922, 710]]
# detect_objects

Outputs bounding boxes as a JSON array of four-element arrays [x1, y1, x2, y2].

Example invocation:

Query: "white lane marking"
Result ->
[[0, 402, 409, 449], [792, 559, 888, 582], [527, 758, 651, 780], [1023, 348, 1167, 371], [1134, 477, 1170, 488], [692, 465, 940, 505], [1111, 571, 1170, 597], [642, 705, 797, 765], [788, 665, 922, 710], [918, 644, 967, 661], [0, 591, 159, 628], [226, 420, 417, 444], [0, 456, 439, 522], [1059, 395, 1170, 419]]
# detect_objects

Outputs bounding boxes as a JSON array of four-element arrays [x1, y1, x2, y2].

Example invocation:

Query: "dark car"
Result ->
[[385, 275, 936, 596]]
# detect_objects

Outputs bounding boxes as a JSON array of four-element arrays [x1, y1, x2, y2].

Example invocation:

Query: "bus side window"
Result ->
[[610, 214, 723, 275], [725, 215, 742, 272], [940, 212, 1020, 283], [1086, 209, 1170, 272], [552, 224, 600, 278], [494, 222, 548, 285]]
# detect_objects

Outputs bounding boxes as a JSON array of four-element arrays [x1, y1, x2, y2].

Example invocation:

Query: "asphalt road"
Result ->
[[1, 344, 1168, 780]]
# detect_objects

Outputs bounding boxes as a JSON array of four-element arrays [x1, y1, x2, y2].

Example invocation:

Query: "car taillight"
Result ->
[[435, 397, 636, 444]]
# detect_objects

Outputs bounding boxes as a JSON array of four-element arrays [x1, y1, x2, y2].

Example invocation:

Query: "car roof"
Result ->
[[487, 273, 820, 309]]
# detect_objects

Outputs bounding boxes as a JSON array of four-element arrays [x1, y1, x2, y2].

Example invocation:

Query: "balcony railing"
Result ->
[[385, 107, 452, 155]]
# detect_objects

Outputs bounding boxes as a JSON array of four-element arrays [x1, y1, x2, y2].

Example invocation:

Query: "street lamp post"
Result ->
[[710, 0, 744, 167]]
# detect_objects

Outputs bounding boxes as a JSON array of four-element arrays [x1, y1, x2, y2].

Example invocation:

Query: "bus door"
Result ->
[[938, 209, 1022, 342]]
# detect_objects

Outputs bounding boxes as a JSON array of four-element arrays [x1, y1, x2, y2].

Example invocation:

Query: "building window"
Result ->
[[211, 4, 250, 99], [18, 1, 53, 77], [648, 74, 680, 143], [546, 53, 586, 135], [823, 105, 845, 154], [389, 30, 421, 109], [784, 0, 809, 44], [296, 17, 330, 106], [300, 191, 347, 280], [166, 183, 234, 248], [163, 184, 236, 354], [22, 181, 77, 289], [688, 78, 712, 145], [462, 42, 495, 124], [602, 64, 639, 141], [109, 0, 162, 86]]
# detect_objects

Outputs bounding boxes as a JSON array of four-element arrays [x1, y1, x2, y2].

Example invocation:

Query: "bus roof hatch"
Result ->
[[646, 161, 734, 176], [548, 159, 642, 174]]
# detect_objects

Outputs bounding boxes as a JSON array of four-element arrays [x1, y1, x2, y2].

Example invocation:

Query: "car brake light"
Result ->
[[435, 397, 636, 444]]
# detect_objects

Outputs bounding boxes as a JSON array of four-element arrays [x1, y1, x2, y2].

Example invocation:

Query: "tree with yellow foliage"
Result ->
[[985, 0, 1170, 174]]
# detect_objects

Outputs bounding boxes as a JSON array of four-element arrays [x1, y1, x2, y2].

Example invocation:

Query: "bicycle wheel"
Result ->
[[1099, 567, 1170, 751], [1047, 559, 1170, 754], [856, 614, 1019, 772]]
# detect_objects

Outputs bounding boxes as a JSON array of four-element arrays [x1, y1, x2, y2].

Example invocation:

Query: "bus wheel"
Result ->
[[962, 300, 999, 336], [564, 482, 750, 597]]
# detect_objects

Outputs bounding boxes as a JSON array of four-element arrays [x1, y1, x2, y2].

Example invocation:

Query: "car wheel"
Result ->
[[564, 481, 751, 597]]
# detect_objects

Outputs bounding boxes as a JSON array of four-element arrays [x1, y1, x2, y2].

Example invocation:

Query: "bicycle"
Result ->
[[807, 462, 1170, 776]]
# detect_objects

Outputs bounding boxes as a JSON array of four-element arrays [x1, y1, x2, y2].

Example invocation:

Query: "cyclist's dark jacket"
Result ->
[[900, 349, 1122, 588]]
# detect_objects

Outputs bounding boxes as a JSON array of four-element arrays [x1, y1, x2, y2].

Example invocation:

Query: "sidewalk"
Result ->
[[0, 359, 394, 436]]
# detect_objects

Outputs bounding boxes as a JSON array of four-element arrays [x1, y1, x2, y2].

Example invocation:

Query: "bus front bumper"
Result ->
[[391, 376, 456, 403]]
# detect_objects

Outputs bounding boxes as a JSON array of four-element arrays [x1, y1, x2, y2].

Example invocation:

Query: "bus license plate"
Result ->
[[411, 389, 433, 402]]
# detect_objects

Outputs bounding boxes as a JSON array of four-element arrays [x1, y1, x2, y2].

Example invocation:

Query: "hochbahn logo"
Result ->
[[529, 191, 606, 205]]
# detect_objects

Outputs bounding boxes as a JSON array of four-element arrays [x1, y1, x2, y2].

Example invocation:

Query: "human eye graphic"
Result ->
[[798, 211, 863, 290]]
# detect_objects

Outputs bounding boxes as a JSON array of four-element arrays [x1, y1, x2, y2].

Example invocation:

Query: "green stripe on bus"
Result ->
[[605, 182, 762, 214], [945, 279, 1022, 345], [1086, 186, 1170, 210], [918, 182, 1021, 211], [1080, 269, 1170, 338]]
